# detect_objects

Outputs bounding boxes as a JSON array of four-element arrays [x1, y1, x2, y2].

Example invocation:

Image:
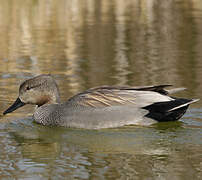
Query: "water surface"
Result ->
[[0, 0, 202, 179]]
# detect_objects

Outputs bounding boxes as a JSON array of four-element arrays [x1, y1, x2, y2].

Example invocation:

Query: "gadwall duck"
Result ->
[[3, 74, 199, 129]]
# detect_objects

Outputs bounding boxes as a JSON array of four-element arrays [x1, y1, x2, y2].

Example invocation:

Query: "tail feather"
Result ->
[[168, 99, 199, 112], [167, 87, 186, 94], [143, 98, 199, 122]]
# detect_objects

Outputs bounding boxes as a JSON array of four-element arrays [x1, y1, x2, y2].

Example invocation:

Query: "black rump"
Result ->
[[143, 98, 192, 122]]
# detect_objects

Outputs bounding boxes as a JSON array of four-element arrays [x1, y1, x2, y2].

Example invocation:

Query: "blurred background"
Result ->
[[0, 0, 202, 97], [0, 0, 202, 179]]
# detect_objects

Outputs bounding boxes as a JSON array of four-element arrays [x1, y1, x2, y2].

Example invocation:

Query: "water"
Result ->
[[0, 0, 202, 179]]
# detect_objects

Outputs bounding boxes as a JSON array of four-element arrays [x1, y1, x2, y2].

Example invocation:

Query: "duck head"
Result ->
[[3, 74, 60, 115]]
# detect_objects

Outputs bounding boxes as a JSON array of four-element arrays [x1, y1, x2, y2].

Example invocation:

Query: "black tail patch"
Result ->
[[143, 98, 192, 122]]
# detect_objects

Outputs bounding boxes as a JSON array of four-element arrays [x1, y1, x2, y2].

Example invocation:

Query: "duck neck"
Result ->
[[48, 88, 61, 104], [37, 93, 60, 107], [47, 93, 61, 105], [54, 94, 60, 104]]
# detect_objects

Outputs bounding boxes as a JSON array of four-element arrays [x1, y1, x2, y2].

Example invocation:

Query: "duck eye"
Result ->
[[26, 86, 31, 90]]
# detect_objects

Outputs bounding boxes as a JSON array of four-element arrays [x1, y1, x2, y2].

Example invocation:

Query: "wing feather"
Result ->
[[67, 85, 177, 108]]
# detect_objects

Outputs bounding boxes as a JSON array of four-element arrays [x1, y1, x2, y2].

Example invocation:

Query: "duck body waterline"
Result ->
[[3, 74, 199, 129]]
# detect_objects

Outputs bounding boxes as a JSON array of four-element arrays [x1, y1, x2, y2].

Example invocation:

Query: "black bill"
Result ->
[[3, 97, 25, 115]]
